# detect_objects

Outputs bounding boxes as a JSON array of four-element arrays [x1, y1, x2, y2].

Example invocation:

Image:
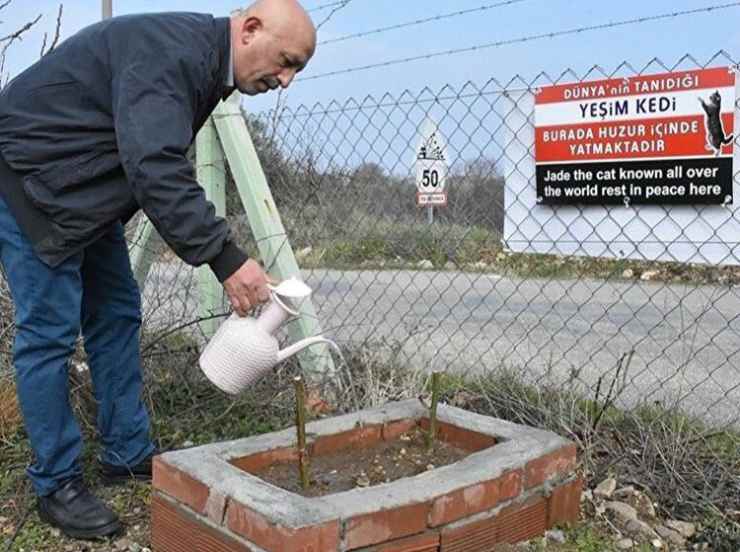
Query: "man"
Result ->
[[0, 0, 316, 540]]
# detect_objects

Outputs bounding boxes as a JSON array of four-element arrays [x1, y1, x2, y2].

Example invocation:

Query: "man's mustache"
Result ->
[[263, 77, 280, 89]]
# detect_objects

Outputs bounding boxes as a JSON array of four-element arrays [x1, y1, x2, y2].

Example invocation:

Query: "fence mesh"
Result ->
[[1, 53, 739, 531], [2, 54, 738, 425], [227, 52, 740, 429]]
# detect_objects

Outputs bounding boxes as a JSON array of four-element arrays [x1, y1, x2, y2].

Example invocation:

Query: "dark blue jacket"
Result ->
[[0, 12, 246, 281]]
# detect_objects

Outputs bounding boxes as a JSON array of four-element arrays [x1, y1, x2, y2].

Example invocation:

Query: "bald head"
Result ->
[[230, 0, 317, 95], [243, 0, 316, 43]]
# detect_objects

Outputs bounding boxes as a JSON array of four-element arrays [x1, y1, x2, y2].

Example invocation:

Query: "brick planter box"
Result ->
[[152, 399, 581, 551]]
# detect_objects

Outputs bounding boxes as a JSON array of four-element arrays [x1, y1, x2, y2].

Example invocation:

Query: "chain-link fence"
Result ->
[[3, 53, 738, 432], [1, 53, 739, 541], [226, 52, 739, 430]]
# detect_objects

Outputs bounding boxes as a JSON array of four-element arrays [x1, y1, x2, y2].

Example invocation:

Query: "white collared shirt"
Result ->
[[226, 43, 234, 87]]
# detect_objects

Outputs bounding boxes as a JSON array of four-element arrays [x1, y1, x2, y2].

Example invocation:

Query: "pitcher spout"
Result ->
[[276, 336, 336, 363]]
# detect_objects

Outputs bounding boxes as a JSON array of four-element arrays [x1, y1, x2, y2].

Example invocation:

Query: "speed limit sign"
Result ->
[[415, 118, 448, 207]]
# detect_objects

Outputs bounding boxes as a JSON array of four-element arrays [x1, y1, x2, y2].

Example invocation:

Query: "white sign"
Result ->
[[534, 67, 735, 205], [503, 69, 740, 266], [415, 118, 449, 207]]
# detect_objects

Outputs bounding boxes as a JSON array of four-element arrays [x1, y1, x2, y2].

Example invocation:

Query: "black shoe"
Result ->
[[99, 451, 155, 485], [37, 478, 121, 540]]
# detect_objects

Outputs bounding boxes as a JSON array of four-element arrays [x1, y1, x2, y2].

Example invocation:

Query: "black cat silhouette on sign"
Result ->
[[700, 90, 734, 156]]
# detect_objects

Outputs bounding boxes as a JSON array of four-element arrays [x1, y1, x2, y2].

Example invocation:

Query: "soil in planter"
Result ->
[[256, 426, 471, 497]]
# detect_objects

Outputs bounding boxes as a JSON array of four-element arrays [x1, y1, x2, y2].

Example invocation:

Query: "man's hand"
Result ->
[[223, 259, 274, 317]]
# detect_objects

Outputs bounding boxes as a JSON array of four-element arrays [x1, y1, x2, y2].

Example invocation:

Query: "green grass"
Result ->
[[262, 212, 740, 285], [561, 525, 620, 551], [8, 517, 53, 551], [145, 375, 293, 450], [561, 525, 656, 552]]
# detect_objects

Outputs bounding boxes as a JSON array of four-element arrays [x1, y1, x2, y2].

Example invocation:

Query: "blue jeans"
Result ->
[[0, 194, 155, 497]]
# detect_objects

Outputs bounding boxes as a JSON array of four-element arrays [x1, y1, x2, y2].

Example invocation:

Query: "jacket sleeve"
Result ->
[[112, 49, 247, 282]]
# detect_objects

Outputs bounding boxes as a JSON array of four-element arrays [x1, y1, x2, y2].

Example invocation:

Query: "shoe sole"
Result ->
[[38, 505, 122, 540]]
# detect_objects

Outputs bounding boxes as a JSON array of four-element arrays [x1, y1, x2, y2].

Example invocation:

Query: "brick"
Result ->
[[204, 489, 229, 525], [524, 444, 577, 489], [226, 497, 340, 552], [429, 468, 523, 528], [312, 424, 383, 456], [498, 469, 523, 502], [429, 480, 500, 527], [418, 419, 496, 452], [440, 514, 499, 552], [230, 447, 298, 473], [154, 457, 210, 514], [345, 502, 431, 550], [151, 494, 253, 552], [355, 531, 440, 552], [381, 419, 419, 441], [440, 497, 549, 551], [497, 497, 548, 545], [548, 477, 583, 528]]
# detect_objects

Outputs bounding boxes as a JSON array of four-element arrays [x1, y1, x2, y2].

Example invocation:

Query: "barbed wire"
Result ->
[[315, 0, 354, 31], [306, 0, 351, 14], [319, 0, 529, 46], [301, 1, 740, 81]]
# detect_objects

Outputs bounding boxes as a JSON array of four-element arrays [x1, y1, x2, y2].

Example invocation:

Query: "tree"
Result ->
[[443, 158, 506, 234]]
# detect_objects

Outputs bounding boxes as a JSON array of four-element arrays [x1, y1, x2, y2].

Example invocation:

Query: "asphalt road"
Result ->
[[143, 263, 740, 427]]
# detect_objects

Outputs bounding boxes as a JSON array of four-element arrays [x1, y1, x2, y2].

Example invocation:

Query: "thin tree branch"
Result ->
[[2, 4, 62, 90], [1, 12, 43, 82], [47, 4, 62, 53], [0, 14, 42, 44], [39, 33, 47, 57], [0, 13, 41, 89], [39, 4, 62, 57]]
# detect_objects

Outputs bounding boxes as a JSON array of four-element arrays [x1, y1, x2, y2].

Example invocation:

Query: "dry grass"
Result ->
[[0, 375, 21, 442], [433, 367, 740, 550], [1, 336, 738, 550]]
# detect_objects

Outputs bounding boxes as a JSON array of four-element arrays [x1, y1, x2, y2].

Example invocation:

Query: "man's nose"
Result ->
[[278, 69, 296, 88]]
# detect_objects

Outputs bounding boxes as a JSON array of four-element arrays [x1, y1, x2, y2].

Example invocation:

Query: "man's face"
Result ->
[[234, 17, 314, 96]]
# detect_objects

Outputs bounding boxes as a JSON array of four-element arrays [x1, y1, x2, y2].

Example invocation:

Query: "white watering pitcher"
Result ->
[[199, 278, 332, 395]]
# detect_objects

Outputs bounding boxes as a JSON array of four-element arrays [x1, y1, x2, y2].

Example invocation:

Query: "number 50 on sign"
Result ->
[[420, 167, 443, 188]]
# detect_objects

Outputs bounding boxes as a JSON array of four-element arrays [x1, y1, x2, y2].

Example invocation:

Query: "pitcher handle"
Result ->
[[268, 285, 301, 317]]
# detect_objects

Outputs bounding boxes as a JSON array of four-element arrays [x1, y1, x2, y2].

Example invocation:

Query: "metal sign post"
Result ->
[[102, 0, 112, 19]]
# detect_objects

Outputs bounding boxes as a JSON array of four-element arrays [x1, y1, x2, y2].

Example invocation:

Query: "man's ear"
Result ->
[[242, 16, 262, 44]]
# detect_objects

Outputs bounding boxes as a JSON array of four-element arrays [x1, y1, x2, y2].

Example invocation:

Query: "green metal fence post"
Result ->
[[129, 216, 158, 290], [213, 93, 337, 382], [196, 117, 228, 338]]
